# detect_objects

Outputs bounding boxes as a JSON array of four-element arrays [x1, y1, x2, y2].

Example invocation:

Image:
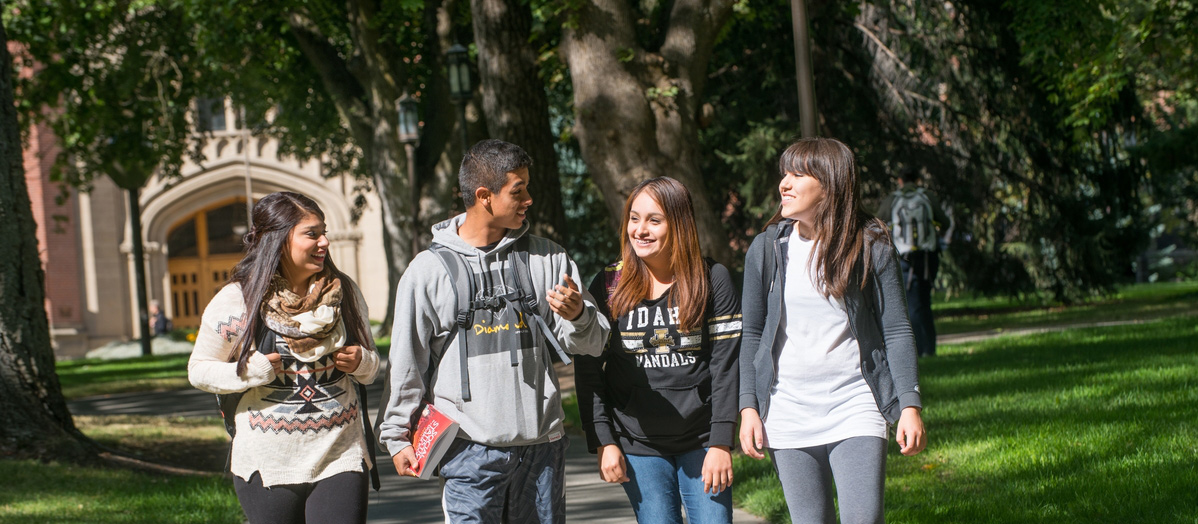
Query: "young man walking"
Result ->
[[379, 139, 610, 523], [878, 168, 953, 357]]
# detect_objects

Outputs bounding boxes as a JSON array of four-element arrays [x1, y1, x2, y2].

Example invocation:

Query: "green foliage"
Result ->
[[733, 315, 1198, 523], [697, 0, 1195, 300], [8, 0, 1193, 301], [7, 0, 207, 189]]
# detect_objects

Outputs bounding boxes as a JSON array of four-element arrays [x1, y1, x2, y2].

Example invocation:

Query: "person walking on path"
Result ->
[[576, 177, 741, 524], [188, 192, 381, 524], [149, 299, 172, 336], [739, 138, 926, 524], [877, 168, 953, 357], [379, 139, 610, 524]]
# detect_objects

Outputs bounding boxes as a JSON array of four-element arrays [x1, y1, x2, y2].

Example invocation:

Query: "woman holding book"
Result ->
[[188, 191, 380, 524], [576, 177, 741, 524], [739, 138, 926, 524]]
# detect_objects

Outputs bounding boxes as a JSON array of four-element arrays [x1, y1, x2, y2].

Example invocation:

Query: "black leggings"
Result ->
[[234, 468, 368, 524]]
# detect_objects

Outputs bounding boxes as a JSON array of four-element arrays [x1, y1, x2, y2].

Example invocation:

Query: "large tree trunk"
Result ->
[[0, 27, 94, 462], [560, 0, 735, 265], [287, 0, 459, 333], [470, 0, 567, 243]]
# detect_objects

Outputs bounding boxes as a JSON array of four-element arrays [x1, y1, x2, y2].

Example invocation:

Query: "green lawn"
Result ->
[[56, 354, 193, 400], [934, 281, 1198, 335], [0, 460, 243, 522], [0, 415, 240, 524], [0, 460, 242, 524], [733, 315, 1198, 523]]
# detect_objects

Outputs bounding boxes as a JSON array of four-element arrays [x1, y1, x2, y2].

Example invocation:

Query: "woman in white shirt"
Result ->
[[738, 138, 926, 524]]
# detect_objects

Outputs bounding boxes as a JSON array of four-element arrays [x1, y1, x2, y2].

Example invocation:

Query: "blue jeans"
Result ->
[[622, 448, 732, 524], [438, 437, 568, 524]]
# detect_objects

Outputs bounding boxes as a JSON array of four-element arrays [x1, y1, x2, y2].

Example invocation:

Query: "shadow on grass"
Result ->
[[890, 316, 1198, 523], [734, 316, 1198, 523], [0, 459, 242, 524]]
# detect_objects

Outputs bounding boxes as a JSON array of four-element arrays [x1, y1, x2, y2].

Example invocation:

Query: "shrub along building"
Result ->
[[25, 98, 391, 358]]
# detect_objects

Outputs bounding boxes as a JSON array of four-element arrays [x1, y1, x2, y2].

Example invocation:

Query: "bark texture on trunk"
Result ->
[[0, 26, 94, 462], [287, 0, 459, 332], [471, 0, 567, 243], [561, 0, 735, 265]]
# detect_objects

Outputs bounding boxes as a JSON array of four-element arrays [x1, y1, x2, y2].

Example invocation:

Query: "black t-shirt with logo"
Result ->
[[577, 261, 742, 456]]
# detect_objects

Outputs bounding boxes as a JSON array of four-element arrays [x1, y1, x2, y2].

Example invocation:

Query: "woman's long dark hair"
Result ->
[[610, 177, 710, 332], [228, 192, 372, 375], [767, 138, 888, 299]]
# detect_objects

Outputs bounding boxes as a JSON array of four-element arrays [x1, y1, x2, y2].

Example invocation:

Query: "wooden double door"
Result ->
[[166, 199, 249, 329]]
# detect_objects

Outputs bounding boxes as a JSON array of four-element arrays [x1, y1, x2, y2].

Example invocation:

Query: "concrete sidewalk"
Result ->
[[69, 383, 767, 523]]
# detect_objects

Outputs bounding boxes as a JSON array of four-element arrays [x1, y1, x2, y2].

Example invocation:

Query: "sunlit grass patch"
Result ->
[[934, 281, 1198, 335], [56, 354, 193, 400], [734, 315, 1198, 523], [0, 459, 242, 524]]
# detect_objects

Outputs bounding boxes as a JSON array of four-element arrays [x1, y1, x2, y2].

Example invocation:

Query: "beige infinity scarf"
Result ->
[[261, 267, 345, 360]]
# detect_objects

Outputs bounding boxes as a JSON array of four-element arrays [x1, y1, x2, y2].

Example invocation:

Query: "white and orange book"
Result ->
[[410, 403, 460, 480]]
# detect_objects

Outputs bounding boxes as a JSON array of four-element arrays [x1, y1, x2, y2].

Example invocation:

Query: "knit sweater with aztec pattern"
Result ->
[[188, 282, 380, 487]]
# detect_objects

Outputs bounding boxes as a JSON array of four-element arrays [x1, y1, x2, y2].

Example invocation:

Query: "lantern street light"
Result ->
[[446, 43, 472, 154], [396, 92, 421, 258]]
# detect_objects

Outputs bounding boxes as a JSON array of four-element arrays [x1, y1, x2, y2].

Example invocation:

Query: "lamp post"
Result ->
[[790, 0, 818, 137], [446, 43, 473, 154], [396, 92, 421, 259], [106, 134, 156, 357]]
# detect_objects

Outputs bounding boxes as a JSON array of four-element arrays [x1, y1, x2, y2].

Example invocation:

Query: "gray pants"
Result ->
[[769, 436, 887, 524]]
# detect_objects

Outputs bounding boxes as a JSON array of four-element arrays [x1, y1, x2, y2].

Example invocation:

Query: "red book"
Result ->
[[410, 403, 460, 480]]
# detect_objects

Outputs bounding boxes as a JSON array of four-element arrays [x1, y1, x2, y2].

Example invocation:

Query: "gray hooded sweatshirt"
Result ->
[[379, 214, 610, 456]]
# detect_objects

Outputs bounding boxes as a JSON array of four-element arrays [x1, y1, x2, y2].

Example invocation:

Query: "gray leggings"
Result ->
[[769, 436, 887, 524]]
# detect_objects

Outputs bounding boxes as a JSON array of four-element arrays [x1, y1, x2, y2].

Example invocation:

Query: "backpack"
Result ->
[[429, 235, 572, 402], [889, 188, 938, 254], [602, 261, 623, 302]]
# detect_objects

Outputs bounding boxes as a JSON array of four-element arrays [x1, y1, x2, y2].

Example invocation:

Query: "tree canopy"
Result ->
[[5, 0, 1195, 302]]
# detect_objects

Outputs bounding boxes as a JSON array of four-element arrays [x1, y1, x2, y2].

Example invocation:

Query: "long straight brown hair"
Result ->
[[767, 138, 888, 299], [228, 192, 372, 375], [610, 177, 710, 332]]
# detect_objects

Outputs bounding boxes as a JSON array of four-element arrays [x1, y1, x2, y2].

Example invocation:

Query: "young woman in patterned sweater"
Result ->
[[188, 192, 380, 524], [576, 177, 741, 524]]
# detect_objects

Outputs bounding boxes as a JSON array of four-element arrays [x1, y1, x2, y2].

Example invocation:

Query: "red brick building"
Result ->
[[20, 96, 390, 358]]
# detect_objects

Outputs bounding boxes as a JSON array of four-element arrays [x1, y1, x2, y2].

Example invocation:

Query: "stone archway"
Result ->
[[140, 162, 361, 329]]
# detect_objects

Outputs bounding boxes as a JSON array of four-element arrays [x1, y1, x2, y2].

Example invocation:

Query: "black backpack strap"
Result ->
[[216, 326, 276, 471], [430, 244, 477, 401], [217, 328, 277, 437], [355, 381, 380, 490], [506, 236, 571, 365]]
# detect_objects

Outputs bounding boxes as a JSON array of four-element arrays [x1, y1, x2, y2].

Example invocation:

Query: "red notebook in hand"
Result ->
[[410, 403, 460, 480]]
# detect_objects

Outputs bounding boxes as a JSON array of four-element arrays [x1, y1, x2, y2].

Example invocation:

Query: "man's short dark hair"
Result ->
[[459, 139, 533, 208], [898, 167, 921, 184]]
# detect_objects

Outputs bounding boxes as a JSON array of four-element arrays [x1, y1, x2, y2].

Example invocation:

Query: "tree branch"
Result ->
[[285, 10, 372, 139]]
